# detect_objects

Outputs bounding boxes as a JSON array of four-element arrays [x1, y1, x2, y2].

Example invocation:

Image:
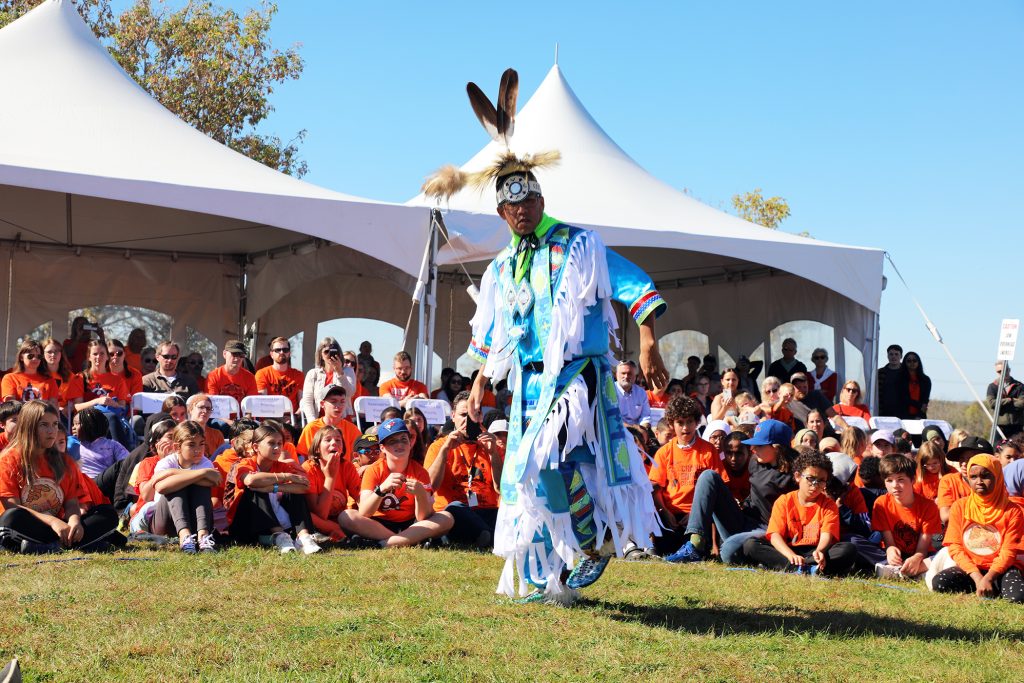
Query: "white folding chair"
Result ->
[[353, 396, 399, 432], [901, 419, 925, 436], [832, 415, 869, 432], [869, 416, 903, 432], [207, 395, 240, 421], [241, 395, 295, 423], [921, 419, 952, 439], [130, 392, 172, 416], [407, 398, 452, 427], [649, 407, 666, 425]]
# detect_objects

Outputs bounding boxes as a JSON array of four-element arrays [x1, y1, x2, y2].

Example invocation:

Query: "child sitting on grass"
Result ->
[[938, 437, 994, 525], [872, 454, 942, 579], [648, 396, 718, 557], [931, 455, 1024, 602], [150, 421, 221, 554], [914, 441, 952, 502], [744, 450, 857, 576], [0, 399, 22, 451]]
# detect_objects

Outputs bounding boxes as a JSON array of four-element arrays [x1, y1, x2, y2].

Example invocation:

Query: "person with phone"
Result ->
[[424, 391, 502, 549], [710, 368, 741, 422]]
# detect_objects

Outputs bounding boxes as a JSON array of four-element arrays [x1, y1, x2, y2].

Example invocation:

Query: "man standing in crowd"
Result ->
[[206, 340, 258, 406], [681, 355, 701, 395], [255, 337, 304, 413], [877, 344, 904, 417], [788, 372, 836, 435], [616, 360, 652, 432], [987, 362, 1024, 439], [378, 351, 428, 409], [142, 340, 199, 398], [767, 337, 807, 383]]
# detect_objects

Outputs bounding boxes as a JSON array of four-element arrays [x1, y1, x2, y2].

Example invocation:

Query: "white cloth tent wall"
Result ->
[[0, 0, 430, 367], [409, 65, 884, 393]]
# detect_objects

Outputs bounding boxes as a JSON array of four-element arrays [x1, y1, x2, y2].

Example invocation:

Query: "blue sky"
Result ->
[[127, 1, 1024, 399]]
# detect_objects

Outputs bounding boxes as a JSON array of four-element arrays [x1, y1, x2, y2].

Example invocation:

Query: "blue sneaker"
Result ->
[[665, 541, 704, 563], [566, 555, 611, 589], [179, 534, 198, 555]]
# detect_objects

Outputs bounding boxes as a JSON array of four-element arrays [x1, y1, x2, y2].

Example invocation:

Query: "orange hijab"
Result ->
[[964, 454, 1010, 526]]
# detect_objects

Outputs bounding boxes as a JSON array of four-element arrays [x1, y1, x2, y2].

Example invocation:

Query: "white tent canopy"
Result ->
[[0, 0, 430, 365], [408, 65, 884, 393]]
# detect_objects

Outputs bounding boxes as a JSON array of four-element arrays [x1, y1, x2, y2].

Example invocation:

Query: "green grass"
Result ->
[[1, 546, 1022, 682]]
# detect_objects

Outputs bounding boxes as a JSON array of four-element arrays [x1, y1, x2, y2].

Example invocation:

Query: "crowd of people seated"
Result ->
[[0, 325, 1022, 604]]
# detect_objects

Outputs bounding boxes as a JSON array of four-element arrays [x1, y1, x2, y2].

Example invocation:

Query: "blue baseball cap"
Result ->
[[377, 417, 409, 444], [742, 419, 792, 446]]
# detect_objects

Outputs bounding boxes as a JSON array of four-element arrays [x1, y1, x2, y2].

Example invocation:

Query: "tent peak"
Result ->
[[554, 42, 559, 65]]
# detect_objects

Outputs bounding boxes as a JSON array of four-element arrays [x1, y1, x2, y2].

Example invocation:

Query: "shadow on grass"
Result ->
[[587, 597, 1024, 642]]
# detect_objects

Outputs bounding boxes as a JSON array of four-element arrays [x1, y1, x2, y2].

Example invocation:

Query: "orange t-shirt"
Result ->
[[67, 371, 129, 404], [378, 378, 429, 403], [872, 493, 942, 557], [123, 368, 143, 397], [843, 484, 869, 516], [77, 468, 110, 509], [124, 349, 142, 373], [0, 447, 83, 519], [943, 498, 1024, 574], [0, 433, 8, 451], [360, 457, 432, 523], [833, 403, 872, 421], [715, 459, 751, 504], [913, 470, 942, 501], [647, 390, 669, 409], [205, 366, 258, 405], [423, 437, 500, 511], [203, 425, 225, 457], [766, 491, 840, 547], [226, 455, 305, 524], [937, 472, 972, 510], [212, 448, 241, 500], [255, 366, 305, 412], [296, 418, 362, 458], [649, 437, 717, 515], [302, 457, 362, 519], [1, 372, 59, 403], [130, 455, 161, 517]]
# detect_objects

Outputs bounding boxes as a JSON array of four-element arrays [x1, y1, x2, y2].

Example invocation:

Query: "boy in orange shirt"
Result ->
[[937, 436, 994, 525], [296, 385, 361, 458], [338, 418, 453, 547], [648, 396, 717, 557], [872, 454, 942, 579], [743, 450, 857, 576], [377, 351, 429, 409]]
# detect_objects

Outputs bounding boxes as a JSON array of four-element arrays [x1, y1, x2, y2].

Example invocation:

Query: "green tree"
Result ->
[[0, 0, 306, 176], [732, 188, 791, 229]]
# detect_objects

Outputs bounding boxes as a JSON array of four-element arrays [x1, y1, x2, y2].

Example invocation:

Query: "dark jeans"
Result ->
[[152, 485, 213, 536], [683, 469, 766, 563], [228, 490, 312, 544], [0, 505, 122, 552], [446, 503, 498, 545], [743, 537, 857, 576], [932, 566, 1024, 602]]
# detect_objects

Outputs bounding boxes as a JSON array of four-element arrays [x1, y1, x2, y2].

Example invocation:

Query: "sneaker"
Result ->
[[665, 541, 704, 564], [310, 532, 332, 546], [566, 554, 611, 590], [295, 534, 322, 555], [19, 539, 62, 555], [198, 534, 217, 554], [272, 531, 296, 554], [874, 562, 902, 580], [179, 534, 197, 555]]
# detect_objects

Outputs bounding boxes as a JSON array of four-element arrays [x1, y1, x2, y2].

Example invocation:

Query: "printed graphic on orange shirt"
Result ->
[[268, 377, 299, 401], [962, 523, 1000, 556], [20, 478, 64, 516], [378, 492, 408, 513], [20, 383, 41, 401], [892, 520, 920, 554], [791, 520, 820, 547]]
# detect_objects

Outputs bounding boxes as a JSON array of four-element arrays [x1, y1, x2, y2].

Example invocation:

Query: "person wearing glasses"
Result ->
[[807, 348, 838, 403], [186, 393, 226, 457], [743, 449, 857, 576], [255, 337, 305, 415], [299, 336, 357, 425], [184, 352, 208, 393], [141, 341, 199, 398], [1, 339, 58, 406], [833, 380, 872, 422], [106, 339, 143, 397], [206, 340, 258, 407]]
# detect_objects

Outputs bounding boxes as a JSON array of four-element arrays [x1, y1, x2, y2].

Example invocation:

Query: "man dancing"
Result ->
[[424, 69, 670, 604]]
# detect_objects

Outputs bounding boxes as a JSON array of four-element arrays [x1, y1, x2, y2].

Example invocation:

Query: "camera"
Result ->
[[465, 418, 482, 441], [82, 323, 98, 332]]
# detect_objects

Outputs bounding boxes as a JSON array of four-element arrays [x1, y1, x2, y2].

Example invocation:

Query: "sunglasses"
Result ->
[[229, 352, 245, 358], [844, 387, 859, 393], [22, 353, 40, 360], [803, 475, 827, 488], [109, 350, 124, 357], [812, 355, 826, 360], [272, 348, 291, 354], [160, 354, 179, 360]]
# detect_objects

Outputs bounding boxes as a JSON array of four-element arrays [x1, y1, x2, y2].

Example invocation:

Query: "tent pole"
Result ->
[[424, 211, 440, 387], [3, 235, 16, 369], [868, 310, 880, 415], [237, 258, 248, 340]]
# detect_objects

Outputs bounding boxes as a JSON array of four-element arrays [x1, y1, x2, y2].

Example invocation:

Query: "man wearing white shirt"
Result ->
[[615, 360, 651, 431]]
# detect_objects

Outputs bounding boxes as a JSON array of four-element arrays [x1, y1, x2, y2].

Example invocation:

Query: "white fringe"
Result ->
[[470, 262, 514, 381], [542, 231, 619, 378]]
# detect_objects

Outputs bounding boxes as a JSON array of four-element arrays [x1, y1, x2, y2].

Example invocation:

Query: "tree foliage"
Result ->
[[0, 0, 306, 176], [732, 188, 791, 229]]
